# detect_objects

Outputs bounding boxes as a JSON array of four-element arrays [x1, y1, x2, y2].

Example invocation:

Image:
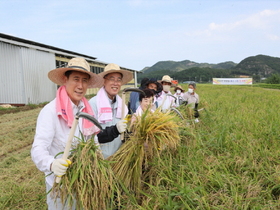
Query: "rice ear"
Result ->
[[110, 109, 181, 198], [51, 136, 120, 209]]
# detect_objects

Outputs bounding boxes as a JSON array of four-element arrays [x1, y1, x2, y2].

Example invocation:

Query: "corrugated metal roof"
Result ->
[[0, 33, 97, 60], [0, 33, 137, 72]]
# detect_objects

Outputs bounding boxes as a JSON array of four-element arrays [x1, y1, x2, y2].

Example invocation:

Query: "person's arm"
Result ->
[[97, 120, 128, 143], [31, 106, 56, 173], [97, 125, 119, 143]]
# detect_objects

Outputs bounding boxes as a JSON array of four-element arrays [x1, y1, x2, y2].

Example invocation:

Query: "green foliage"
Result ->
[[138, 67, 233, 83], [255, 83, 280, 89], [234, 54, 280, 76], [142, 60, 236, 73], [265, 73, 280, 84], [138, 55, 280, 84]]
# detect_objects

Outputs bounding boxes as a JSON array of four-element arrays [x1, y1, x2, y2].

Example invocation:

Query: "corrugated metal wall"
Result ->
[[21, 48, 56, 104], [0, 40, 137, 104], [0, 41, 26, 104], [0, 41, 57, 105]]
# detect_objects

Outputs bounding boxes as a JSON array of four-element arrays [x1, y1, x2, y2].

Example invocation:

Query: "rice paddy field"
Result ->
[[1, 84, 280, 209]]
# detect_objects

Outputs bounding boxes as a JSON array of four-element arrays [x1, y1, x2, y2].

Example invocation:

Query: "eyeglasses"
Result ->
[[105, 77, 122, 84]]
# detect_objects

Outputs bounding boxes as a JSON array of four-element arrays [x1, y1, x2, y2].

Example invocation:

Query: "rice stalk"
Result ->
[[109, 109, 180, 199], [51, 135, 121, 210]]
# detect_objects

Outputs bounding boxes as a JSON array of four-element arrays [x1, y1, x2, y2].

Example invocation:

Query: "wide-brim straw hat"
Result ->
[[174, 85, 185, 92], [98, 63, 133, 87], [158, 75, 172, 84], [48, 57, 103, 88]]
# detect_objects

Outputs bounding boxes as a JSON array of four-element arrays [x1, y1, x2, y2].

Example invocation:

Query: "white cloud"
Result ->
[[266, 34, 280, 41], [208, 9, 280, 31], [184, 8, 280, 43]]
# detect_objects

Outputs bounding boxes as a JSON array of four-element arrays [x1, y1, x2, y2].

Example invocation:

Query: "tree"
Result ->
[[265, 74, 280, 84]]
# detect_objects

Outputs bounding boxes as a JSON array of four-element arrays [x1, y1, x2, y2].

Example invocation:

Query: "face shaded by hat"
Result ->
[[158, 75, 173, 86], [97, 63, 133, 88], [174, 85, 185, 92], [48, 57, 103, 88]]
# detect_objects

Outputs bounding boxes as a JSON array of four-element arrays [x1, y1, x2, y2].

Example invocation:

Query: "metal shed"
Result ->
[[0, 33, 137, 106]]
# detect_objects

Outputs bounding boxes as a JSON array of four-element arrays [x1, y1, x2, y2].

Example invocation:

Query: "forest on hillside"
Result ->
[[137, 55, 280, 83]]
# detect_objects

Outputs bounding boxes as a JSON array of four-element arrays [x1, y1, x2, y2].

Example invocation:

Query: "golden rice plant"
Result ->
[[109, 109, 180, 198], [51, 136, 120, 210]]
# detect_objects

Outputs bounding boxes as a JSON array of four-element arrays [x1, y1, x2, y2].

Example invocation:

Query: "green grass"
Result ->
[[254, 83, 280, 90], [1, 84, 280, 209]]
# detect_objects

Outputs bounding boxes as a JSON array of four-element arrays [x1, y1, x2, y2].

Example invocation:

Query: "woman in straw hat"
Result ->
[[173, 85, 185, 107], [31, 57, 105, 209], [89, 63, 133, 159]]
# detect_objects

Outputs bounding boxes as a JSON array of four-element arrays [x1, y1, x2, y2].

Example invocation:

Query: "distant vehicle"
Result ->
[[183, 81, 196, 84], [171, 80, 178, 85]]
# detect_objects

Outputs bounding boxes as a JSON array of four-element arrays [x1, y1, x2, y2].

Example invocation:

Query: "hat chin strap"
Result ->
[[67, 66, 88, 72]]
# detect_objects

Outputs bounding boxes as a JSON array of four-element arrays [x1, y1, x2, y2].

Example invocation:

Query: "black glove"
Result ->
[[194, 103, 199, 118], [194, 110, 199, 118], [182, 101, 188, 106]]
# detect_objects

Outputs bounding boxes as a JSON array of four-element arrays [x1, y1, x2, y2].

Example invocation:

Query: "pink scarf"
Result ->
[[56, 86, 100, 136], [96, 87, 127, 123]]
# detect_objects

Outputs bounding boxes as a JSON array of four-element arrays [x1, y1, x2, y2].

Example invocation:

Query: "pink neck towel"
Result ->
[[96, 87, 127, 123], [56, 86, 100, 136]]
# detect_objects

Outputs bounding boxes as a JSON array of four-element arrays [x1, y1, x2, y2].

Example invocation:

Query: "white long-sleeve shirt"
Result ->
[[31, 99, 96, 186], [173, 92, 184, 107], [155, 91, 175, 112]]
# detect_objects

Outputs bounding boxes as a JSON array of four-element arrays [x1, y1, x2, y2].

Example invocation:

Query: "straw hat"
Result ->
[[98, 63, 133, 87], [158, 75, 172, 84], [174, 85, 185, 92], [48, 57, 103, 88]]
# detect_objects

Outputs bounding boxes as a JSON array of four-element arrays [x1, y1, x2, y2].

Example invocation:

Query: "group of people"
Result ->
[[31, 57, 200, 209], [129, 75, 200, 117]]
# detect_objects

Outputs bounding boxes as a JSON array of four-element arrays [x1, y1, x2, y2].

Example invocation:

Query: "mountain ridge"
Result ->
[[141, 60, 237, 73], [137, 54, 280, 83], [140, 54, 280, 76]]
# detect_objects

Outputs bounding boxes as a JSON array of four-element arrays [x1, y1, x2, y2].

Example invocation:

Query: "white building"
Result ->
[[0, 33, 137, 105]]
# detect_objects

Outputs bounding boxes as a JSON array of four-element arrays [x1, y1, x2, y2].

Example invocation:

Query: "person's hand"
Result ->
[[51, 158, 71, 177], [116, 119, 127, 133]]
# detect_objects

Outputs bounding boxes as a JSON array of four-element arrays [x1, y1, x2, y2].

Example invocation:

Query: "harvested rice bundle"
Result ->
[[177, 104, 195, 120], [52, 136, 120, 210], [109, 109, 180, 195]]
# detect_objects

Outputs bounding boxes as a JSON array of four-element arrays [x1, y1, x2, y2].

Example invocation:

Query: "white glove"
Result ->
[[116, 119, 127, 133], [51, 158, 71, 176]]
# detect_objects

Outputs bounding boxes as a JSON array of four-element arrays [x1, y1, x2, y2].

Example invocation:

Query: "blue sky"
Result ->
[[1, 0, 280, 71]]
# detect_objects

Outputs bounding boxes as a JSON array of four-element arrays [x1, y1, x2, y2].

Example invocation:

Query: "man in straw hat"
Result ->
[[155, 75, 176, 112], [31, 57, 106, 209], [173, 85, 185, 107], [89, 63, 133, 159]]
